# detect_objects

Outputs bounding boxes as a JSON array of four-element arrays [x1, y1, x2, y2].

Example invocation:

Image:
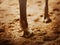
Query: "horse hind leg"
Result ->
[[42, 0, 51, 23], [19, 0, 33, 38]]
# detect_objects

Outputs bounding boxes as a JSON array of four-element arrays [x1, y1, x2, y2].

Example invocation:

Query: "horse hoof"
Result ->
[[22, 29, 34, 38], [42, 18, 51, 23]]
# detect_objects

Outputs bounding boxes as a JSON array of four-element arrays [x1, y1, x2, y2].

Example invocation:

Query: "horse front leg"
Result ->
[[43, 0, 51, 23], [19, 0, 33, 38]]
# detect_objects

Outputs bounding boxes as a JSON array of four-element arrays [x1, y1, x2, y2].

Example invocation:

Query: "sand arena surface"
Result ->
[[0, 0, 60, 45]]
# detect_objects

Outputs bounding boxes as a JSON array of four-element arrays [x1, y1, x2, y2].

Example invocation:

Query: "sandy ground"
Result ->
[[0, 0, 60, 45]]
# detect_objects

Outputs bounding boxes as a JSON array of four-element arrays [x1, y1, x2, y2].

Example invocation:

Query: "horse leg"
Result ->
[[19, 0, 33, 38], [43, 0, 51, 23]]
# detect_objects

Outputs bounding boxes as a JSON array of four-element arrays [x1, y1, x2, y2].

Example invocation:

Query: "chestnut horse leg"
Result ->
[[19, 0, 33, 38], [43, 0, 51, 23]]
